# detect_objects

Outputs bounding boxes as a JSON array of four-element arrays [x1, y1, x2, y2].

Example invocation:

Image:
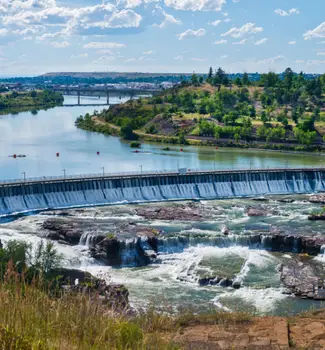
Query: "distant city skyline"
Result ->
[[0, 0, 324, 75]]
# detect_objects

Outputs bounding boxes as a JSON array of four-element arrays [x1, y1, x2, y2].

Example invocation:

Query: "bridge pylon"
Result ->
[[77, 85, 81, 105], [105, 84, 109, 105]]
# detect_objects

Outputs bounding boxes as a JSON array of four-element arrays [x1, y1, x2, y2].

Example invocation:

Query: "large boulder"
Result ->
[[309, 194, 325, 204], [279, 258, 325, 300], [246, 207, 268, 217]]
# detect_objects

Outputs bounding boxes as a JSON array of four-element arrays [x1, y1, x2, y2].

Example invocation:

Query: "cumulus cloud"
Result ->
[[274, 8, 300, 16], [83, 42, 126, 49], [174, 55, 183, 60], [214, 39, 227, 44], [0, 0, 143, 44], [304, 22, 325, 40], [155, 9, 181, 28], [288, 41, 296, 45], [165, 0, 226, 12], [221, 23, 263, 38], [255, 38, 268, 45], [210, 20, 222, 26], [177, 28, 206, 40]]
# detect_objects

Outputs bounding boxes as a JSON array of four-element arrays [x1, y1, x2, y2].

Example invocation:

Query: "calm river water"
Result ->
[[0, 95, 324, 181]]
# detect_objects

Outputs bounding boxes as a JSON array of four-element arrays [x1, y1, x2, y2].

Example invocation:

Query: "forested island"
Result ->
[[76, 68, 325, 152], [0, 90, 63, 111]]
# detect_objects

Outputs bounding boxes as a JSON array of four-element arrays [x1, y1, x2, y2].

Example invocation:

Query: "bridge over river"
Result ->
[[0, 167, 324, 217]]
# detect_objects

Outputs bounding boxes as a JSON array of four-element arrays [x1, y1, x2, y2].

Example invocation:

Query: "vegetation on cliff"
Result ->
[[0, 90, 63, 110], [76, 67, 325, 152]]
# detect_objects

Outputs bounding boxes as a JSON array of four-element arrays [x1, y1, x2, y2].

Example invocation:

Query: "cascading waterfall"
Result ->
[[0, 169, 324, 217]]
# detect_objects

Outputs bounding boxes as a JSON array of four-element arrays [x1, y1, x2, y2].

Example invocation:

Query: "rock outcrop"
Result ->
[[280, 258, 325, 300], [308, 213, 325, 221], [53, 268, 129, 311], [309, 194, 325, 204], [246, 207, 268, 217], [42, 218, 83, 244], [135, 203, 206, 221], [198, 275, 241, 289]]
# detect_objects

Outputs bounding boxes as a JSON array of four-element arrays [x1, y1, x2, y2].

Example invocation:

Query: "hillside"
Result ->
[[76, 68, 325, 152]]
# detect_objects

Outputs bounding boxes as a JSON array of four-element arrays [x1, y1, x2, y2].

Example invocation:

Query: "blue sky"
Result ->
[[0, 0, 324, 75]]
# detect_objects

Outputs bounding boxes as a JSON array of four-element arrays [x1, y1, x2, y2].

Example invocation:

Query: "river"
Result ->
[[0, 95, 324, 181], [1, 96, 325, 316]]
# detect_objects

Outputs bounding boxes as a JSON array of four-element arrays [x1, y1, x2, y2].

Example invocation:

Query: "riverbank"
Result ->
[[0, 90, 63, 110], [3, 271, 325, 349], [77, 114, 325, 154]]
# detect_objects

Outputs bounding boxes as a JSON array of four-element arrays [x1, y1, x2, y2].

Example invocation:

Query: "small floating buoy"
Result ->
[[56, 152, 60, 157], [97, 151, 100, 155], [133, 150, 140, 153], [13, 154, 17, 158], [180, 148, 183, 152]]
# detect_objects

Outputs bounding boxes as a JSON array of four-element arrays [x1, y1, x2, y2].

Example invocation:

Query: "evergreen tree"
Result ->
[[242, 72, 250, 86]]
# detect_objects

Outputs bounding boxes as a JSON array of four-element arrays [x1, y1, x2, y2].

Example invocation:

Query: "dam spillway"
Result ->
[[0, 168, 324, 217]]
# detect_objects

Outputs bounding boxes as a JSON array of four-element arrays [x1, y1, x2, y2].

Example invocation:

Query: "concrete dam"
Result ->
[[0, 168, 324, 217]]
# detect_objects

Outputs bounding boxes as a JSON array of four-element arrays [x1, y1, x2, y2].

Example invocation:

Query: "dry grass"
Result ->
[[0, 268, 178, 350]]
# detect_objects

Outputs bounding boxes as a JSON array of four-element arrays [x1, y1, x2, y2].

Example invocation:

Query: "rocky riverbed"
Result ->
[[1, 194, 325, 314]]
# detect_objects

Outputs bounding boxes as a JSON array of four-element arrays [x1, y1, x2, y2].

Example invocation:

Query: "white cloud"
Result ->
[[221, 23, 263, 38], [177, 28, 206, 40], [288, 41, 296, 45], [0, 1, 143, 42], [304, 22, 325, 40], [50, 40, 70, 48], [233, 39, 247, 45], [274, 8, 300, 16], [224, 18, 231, 23], [165, 0, 226, 12], [317, 52, 325, 56], [83, 42, 126, 49], [84, 9, 142, 29], [255, 38, 268, 46], [214, 39, 227, 45], [210, 20, 221, 26], [155, 10, 181, 28]]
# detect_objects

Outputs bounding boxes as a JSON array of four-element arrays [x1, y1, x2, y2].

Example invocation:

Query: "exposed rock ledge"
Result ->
[[54, 268, 129, 311], [309, 193, 325, 204], [280, 258, 325, 300]]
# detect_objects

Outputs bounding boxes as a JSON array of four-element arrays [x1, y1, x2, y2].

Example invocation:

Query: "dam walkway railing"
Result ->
[[0, 167, 325, 187]]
